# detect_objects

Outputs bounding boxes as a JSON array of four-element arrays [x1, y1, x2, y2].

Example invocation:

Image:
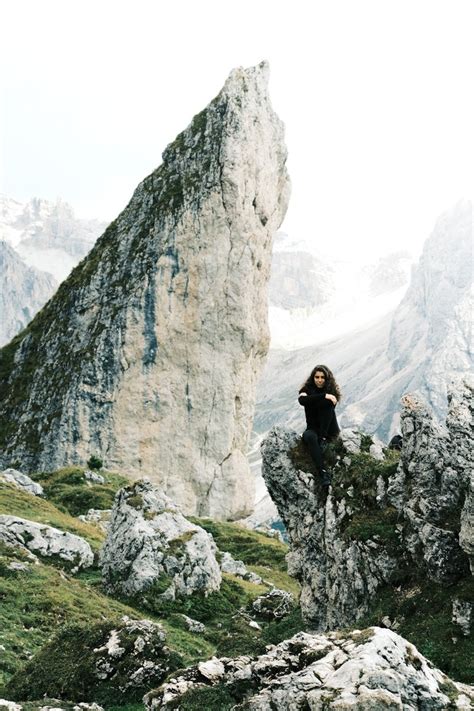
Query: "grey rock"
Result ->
[[77, 508, 111, 532], [261, 427, 399, 629], [0, 515, 93, 573], [181, 615, 206, 634], [91, 616, 169, 692], [0, 240, 57, 347], [460, 472, 474, 574], [452, 599, 472, 636], [145, 627, 474, 710], [340, 428, 362, 454], [219, 551, 263, 584], [370, 441, 385, 460], [261, 378, 473, 630], [0, 467, 44, 496], [100, 480, 221, 598], [0, 701, 22, 711], [252, 588, 294, 619], [7, 561, 30, 572], [0, 62, 290, 522], [84, 470, 105, 484]]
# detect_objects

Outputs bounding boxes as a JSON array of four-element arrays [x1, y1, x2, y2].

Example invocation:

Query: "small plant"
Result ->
[[87, 455, 103, 471]]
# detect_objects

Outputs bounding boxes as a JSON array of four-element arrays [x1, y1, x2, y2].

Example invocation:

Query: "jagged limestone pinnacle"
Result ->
[[0, 61, 290, 519]]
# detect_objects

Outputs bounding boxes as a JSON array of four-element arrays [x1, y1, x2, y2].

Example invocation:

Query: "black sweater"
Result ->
[[298, 386, 336, 433]]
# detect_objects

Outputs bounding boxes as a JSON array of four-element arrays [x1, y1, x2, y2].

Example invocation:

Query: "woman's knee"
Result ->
[[302, 429, 318, 444]]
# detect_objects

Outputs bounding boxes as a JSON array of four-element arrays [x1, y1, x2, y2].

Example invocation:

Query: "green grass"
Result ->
[[30, 467, 129, 517], [358, 575, 474, 684], [0, 481, 105, 552], [6, 619, 176, 705], [191, 517, 300, 595], [0, 542, 136, 692]]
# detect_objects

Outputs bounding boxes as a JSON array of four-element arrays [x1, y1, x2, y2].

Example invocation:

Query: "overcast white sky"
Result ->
[[1, 0, 473, 261]]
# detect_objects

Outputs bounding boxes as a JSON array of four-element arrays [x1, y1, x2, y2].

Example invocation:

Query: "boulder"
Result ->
[[219, 551, 263, 584], [251, 588, 294, 619], [0, 468, 44, 496], [100, 480, 221, 598], [145, 627, 474, 710], [5, 616, 170, 704], [77, 509, 111, 532], [0, 515, 93, 572]]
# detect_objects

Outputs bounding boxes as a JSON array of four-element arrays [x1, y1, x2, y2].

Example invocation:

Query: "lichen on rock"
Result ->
[[100, 480, 222, 598], [145, 627, 474, 710]]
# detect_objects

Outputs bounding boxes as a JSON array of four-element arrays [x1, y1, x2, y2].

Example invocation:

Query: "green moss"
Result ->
[[359, 576, 474, 683], [5, 619, 177, 704], [126, 494, 144, 510], [167, 530, 197, 555], [359, 433, 373, 453], [342, 506, 400, 547]]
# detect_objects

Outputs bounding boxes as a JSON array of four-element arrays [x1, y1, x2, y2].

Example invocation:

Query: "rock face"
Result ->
[[0, 515, 94, 572], [145, 627, 474, 710], [0, 240, 57, 347], [100, 481, 221, 598], [0, 62, 290, 520], [261, 378, 473, 629], [0, 468, 44, 496]]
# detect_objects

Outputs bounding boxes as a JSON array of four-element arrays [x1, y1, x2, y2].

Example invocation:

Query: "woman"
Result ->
[[298, 364, 341, 487]]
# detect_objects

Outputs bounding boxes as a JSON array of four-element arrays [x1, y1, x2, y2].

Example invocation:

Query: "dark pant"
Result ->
[[302, 404, 339, 471]]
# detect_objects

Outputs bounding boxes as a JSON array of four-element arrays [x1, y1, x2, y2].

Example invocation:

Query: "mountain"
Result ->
[[255, 200, 473, 442], [0, 241, 57, 346], [268, 235, 412, 350], [0, 195, 107, 282], [0, 62, 290, 520]]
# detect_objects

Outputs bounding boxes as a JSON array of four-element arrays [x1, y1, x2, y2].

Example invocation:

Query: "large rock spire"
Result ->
[[0, 61, 290, 519]]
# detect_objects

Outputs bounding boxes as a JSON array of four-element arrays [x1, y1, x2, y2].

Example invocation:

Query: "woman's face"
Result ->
[[313, 370, 326, 389]]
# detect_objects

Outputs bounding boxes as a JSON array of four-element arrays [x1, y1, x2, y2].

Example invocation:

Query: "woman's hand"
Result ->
[[325, 393, 337, 405]]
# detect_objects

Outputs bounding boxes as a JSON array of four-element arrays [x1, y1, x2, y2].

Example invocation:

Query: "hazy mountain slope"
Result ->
[[256, 200, 473, 442], [0, 241, 57, 346], [0, 195, 106, 282]]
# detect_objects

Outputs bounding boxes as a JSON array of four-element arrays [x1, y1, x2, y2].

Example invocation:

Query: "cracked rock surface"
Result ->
[[262, 378, 473, 629], [0, 61, 290, 521], [0, 515, 93, 572], [145, 627, 474, 710], [0, 468, 44, 496], [100, 480, 221, 597]]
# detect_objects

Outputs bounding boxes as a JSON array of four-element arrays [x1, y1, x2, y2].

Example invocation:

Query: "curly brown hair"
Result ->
[[299, 364, 342, 401]]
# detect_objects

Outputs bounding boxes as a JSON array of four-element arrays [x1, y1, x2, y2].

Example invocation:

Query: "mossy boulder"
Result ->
[[5, 617, 176, 705]]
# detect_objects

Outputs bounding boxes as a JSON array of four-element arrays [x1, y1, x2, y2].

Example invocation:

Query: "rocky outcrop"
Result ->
[[5, 616, 171, 704], [145, 627, 474, 710], [0, 240, 57, 347], [261, 378, 473, 629], [0, 62, 290, 520], [0, 468, 44, 496], [100, 481, 221, 598], [0, 515, 93, 572]]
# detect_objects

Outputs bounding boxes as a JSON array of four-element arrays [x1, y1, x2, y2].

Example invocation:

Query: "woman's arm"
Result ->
[[298, 391, 337, 406], [298, 391, 326, 405]]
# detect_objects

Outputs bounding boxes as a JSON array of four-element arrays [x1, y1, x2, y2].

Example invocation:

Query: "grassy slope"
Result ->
[[0, 469, 303, 706]]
